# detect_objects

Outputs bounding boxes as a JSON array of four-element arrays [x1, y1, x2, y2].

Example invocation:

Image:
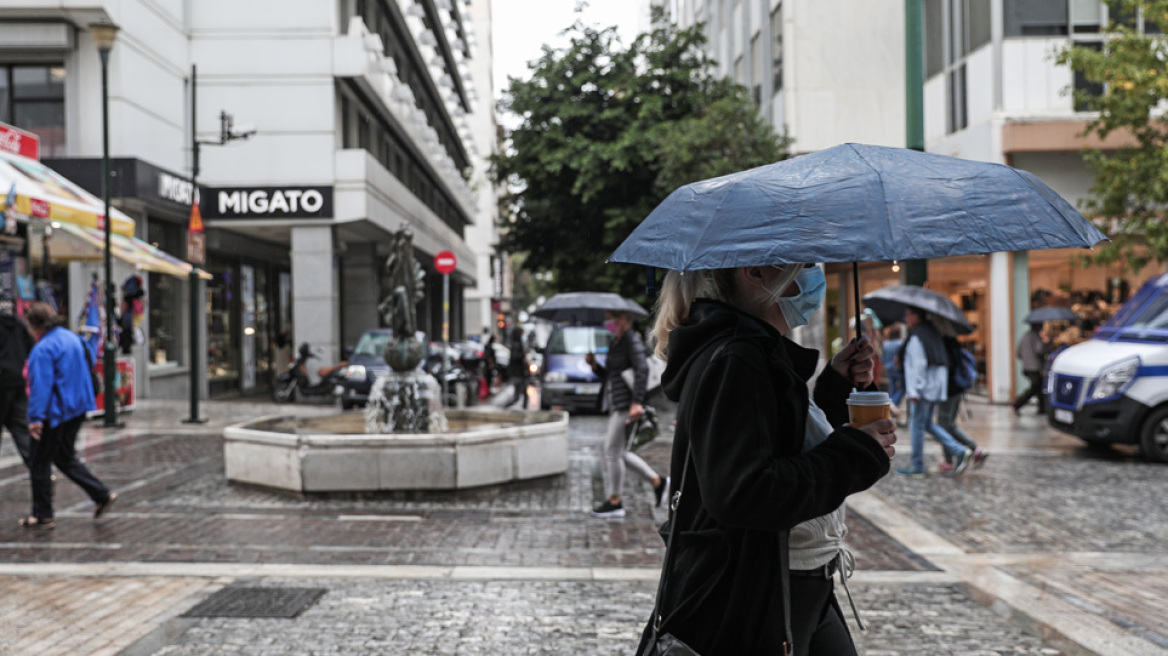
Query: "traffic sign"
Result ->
[[434, 250, 457, 275]]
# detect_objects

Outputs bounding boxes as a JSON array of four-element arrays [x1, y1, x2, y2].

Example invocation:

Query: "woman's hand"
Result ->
[[628, 402, 645, 421], [831, 336, 877, 387], [854, 418, 896, 459]]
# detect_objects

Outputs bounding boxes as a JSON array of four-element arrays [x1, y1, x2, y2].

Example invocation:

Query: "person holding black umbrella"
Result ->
[[1013, 321, 1050, 416]]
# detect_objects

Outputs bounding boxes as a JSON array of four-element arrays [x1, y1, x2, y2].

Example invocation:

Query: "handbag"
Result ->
[[620, 354, 666, 395], [644, 441, 795, 655], [625, 405, 660, 452]]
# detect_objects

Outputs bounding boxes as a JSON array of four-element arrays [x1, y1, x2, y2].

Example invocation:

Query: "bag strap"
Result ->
[[649, 438, 692, 641], [779, 528, 794, 656]]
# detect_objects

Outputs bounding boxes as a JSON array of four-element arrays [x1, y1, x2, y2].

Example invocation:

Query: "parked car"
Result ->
[[1046, 272, 1168, 463], [337, 328, 393, 410], [539, 325, 613, 412]]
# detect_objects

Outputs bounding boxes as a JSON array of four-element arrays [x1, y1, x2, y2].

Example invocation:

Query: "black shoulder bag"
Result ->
[[645, 439, 796, 656]]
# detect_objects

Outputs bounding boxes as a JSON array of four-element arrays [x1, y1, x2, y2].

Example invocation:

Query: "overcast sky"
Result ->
[[490, 0, 645, 109]]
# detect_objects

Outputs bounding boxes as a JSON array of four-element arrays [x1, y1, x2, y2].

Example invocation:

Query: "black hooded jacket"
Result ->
[[0, 313, 34, 389], [637, 300, 889, 655]]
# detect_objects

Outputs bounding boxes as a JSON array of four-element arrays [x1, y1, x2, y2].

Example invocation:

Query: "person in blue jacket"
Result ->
[[18, 302, 116, 530]]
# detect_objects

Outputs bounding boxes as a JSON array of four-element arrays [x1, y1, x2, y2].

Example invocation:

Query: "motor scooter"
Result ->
[[272, 343, 347, 403]]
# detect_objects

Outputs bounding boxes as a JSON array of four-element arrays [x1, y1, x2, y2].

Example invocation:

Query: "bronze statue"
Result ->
[[378, 226, 426, 372]]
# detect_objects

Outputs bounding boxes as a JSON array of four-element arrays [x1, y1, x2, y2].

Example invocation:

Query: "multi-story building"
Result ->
[[660, 0, 1164, 403], [0, 0, 499, 401]]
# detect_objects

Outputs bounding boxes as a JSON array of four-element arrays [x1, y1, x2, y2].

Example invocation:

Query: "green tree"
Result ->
[[492, 12, 791, 305], [1056, 0, 1168, 271]]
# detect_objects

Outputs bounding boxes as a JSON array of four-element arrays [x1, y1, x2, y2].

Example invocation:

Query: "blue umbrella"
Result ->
[[610, 143, 1108, 336]]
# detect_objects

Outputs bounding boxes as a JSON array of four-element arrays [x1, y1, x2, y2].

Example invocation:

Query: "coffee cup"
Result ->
[[847, 390, 891, 427]]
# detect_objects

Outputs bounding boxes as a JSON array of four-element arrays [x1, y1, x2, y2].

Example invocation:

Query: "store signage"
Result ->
[[29, 199, 50, 218], [186, 230, 205, 265], [434, 250, 457, 275], [202, 185, 333, 219], [0, 122, 40, 160], [158, 173, 195, 205]]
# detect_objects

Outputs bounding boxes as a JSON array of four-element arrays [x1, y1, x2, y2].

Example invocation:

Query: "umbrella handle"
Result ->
[[853, 262, 863, 341]]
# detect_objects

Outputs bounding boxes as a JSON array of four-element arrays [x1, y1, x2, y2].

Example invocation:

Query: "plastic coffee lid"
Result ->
[[847, 391, 891, 405]]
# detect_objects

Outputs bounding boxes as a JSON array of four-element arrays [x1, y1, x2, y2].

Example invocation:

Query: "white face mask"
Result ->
[[762, 267, 828, 330]]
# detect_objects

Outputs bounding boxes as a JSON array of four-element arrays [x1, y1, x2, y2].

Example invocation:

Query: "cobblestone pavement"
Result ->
[[0, 395, 1163, 655]]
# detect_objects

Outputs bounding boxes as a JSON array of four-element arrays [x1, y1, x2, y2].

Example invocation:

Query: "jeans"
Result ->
[[908, 399, 968, 473], [601, 410, 656, 499], [0, 387, 33, 468], [887, 369, 905, 407], [936, 391, 978, 464], [30, 414, 111, 520]]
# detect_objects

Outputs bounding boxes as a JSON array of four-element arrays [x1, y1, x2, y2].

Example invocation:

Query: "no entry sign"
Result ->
[[434, 250, 457, 275]]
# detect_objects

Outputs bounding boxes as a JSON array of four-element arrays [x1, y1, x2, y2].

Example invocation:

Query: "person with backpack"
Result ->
[[18, 302, 117, 530], [936, 329, 988, 473]]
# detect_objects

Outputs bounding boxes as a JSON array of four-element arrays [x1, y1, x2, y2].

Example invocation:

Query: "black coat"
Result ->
[[589, 328, 648, 412], [0, 313, 33, 389], [637, 300, 889, 655]]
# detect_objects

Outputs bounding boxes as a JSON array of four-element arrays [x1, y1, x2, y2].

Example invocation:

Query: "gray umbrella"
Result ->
[[533, 292, 648, 324], [1024, 306, 1079, 323], [862, 285, 973, 335]]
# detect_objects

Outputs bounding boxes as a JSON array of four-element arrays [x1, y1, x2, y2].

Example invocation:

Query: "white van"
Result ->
[[1046, 272, 1168, 463]]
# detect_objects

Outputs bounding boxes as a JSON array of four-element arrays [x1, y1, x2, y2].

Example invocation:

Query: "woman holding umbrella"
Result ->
[[635, 264, 895, 656]]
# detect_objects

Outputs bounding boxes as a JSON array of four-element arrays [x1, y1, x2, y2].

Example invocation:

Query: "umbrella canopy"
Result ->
[[533, 292, 648, 325], [862, 285, 973, 335], [610, 143, 1108, 270], [1024, 306, 1079, 323]]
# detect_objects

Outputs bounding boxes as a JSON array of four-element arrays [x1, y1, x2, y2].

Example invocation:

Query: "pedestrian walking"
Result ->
[[1013, 321, 1049, 416], [897, 306, 972, 477], [935, 325, 988, 472], [502, 326, 530, 409], [882, 323, 905, 422], [635, 265, 895, 656], [0, 302, 34, 468], [585, 309, 667, 519], [18, 302, 116, 530]]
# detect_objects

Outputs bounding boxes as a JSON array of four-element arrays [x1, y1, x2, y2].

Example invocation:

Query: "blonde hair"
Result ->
[[650, 265, 804, 360]]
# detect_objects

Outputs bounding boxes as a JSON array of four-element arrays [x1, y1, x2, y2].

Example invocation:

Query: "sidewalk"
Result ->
[[0, 393, 1162, 655]]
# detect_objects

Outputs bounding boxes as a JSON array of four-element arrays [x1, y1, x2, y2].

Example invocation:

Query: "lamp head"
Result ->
[[88, 22, 120, 52]]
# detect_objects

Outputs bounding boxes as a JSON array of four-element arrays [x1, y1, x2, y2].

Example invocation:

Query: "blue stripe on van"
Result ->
[[1138, 365, 1168, 377]]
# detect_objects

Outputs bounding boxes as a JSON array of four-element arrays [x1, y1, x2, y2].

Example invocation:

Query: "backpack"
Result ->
[[952, 347, 978, 391]]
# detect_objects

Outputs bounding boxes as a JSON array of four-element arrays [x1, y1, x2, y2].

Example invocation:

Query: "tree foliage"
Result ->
[[1056, 0, 1168, 271], [492, 12, 791, 304]]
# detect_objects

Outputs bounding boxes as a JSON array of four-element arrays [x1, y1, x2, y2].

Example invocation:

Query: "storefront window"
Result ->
[[146, 220, 184, 369], [206, 259, 239, 396], [1, 65, 66, 157]]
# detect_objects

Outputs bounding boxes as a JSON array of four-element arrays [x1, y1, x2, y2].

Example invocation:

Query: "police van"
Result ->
[[1046, 272, 1168, 463]]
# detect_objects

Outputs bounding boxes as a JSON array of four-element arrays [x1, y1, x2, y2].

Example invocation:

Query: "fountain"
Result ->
[[223, 227, 569, 493]]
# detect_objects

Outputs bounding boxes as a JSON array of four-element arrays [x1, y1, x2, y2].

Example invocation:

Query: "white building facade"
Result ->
[[0, 0, 500, 400]]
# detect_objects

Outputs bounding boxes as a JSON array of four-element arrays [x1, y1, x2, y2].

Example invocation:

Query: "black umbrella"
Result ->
[[1024, 306, 1079, 323], [862, 285, 973, 335], [532, 292, 648, 324]]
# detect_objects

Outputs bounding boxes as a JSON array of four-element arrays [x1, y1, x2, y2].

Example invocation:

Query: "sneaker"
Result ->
[[590, 500, 626, 519], [972, 447, 989, 469], [938, 462, 955, 474], [653, 476, 670, 508], [94, 492, 118, 519], [895, 467, 926, 477], [950, 449, 972, 476]]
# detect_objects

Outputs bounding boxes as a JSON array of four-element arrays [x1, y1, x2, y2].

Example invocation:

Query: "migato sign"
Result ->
[[201, 185, 333, 219]]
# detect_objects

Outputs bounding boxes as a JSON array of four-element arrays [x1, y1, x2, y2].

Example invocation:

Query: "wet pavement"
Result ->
[[0, 393, 1163, 655]]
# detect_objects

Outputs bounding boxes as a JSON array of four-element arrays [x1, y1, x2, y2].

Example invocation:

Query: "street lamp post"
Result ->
[[90, 22, 119, 427]]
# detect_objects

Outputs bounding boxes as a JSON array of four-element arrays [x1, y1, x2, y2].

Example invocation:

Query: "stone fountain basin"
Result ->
[[224, 408, 570, 493]]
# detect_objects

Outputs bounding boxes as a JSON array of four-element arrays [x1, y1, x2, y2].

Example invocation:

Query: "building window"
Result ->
[[1004, 0, 1069, 36], [1070, 0, 1103, 32], [770, 6, 783, 92], [0, 65, 66, 157], [147, 220, 184, 368], [1072, 40, 1104, 111], [947, 64, 968, 133], [969, 0, 991, 48], [750, 34, 762, 106], [925, 0, 945, 78]]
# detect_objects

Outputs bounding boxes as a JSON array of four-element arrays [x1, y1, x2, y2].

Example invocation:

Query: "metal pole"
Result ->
[[442, 272, 449, 406], [904, 0, 928, 287], [184, 64, 205, 424], [100, 48, 118, 427]]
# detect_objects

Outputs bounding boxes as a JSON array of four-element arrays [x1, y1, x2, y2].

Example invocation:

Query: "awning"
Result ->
[[34, 222, 211, 280], [0, 150, 135, 236]]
